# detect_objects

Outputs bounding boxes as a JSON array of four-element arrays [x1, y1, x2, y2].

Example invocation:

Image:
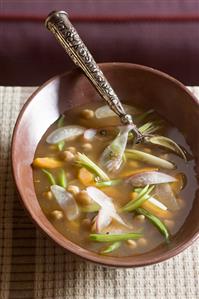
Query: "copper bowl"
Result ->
[[11, 63, 199, 267]]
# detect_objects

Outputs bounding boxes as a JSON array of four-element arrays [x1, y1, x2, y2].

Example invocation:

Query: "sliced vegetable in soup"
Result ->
[[32, 103, 197, 256]]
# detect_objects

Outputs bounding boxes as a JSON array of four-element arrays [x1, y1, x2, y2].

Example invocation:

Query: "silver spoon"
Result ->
[[45, 10, 143, 143]]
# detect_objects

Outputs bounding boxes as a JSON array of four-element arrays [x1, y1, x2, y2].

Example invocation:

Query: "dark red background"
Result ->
[[1, 0, 199, 86]]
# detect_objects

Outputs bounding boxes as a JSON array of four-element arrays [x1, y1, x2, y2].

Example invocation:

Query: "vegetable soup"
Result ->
[[32, 104, 197, 256]]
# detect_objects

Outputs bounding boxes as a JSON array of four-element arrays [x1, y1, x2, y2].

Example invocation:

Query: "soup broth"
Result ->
[[33, 104, 197, 257]]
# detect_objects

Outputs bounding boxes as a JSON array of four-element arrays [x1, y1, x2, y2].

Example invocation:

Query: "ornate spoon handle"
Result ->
[[45, 11, 143, 140]]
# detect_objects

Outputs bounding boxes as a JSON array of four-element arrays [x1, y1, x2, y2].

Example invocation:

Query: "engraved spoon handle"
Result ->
[[45, 11, 143, 140]]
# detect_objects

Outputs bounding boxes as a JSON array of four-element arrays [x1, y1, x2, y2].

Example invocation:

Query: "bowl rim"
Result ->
[[11, 62, 199, 267]]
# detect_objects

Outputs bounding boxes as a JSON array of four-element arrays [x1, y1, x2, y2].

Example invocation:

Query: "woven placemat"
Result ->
[[0, 86, 199, 299]]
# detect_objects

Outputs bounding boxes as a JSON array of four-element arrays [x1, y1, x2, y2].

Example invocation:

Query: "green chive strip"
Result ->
[[96, 179, 122, 187], [89, 232, 142, 243], [121, 185, 154, 212], [57, 114, 65, 128], [80, 203, 100, 213], [100, 241, 121, 254], [56, 115, 66, 151], [75, 152, 109, 181], [122, 153, 127, 163], [134, 187, 143, 193], [128, 120, 162, 142], [136, 208, 170, 242], [57, 169, 67, 188], [57, 140, 65, 151], [139, 120, 163, 135], [41, 169, 56, 185], [136, 109, 154, 122]]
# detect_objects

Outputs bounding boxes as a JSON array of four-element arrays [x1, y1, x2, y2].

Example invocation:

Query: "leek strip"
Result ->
[[125, 149, 175, 169], [41, 169, 56, 185], [136, 208, 170, 242], [57, 140, 65, 151], [76, 152, 109, 181], [96, 179, 122, 187], [136, 109, 154, 122], [100, 241, 121, 254], [80, 203, 100, 213], [89, 232, 142, 242], [121, 185, 154, 212], [57, 114, 65, 128], [58, 169, 67, 188], [146, 135, 187, 161]]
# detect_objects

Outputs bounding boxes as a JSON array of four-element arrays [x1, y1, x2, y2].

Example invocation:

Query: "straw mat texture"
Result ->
[[0, 86, 199, 299]]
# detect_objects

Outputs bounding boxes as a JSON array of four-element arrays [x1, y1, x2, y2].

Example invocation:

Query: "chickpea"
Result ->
[[59, 150, 74, 162], [82, 218, 91, 228], [138, 238, 148, 247], [66, 146, 76, 154], [50, 210, 64, 221], [164, 219, 175, 230], [81, 143, 93, 152], [68, 185, 80, 196], [126, 240, 137, 249], [135, 214, 145, 222], [43, 191, 53, 200], [80, 109, 94, 119], [76, 190, 92, 205]]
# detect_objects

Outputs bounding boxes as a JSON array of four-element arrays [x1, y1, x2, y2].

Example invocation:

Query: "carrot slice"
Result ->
[[100, 187, 119, 198], [141, 201, 172, 219], [130, 191, 172, 218], [33, 157, 63, 169], [119, 167, 158, 178], [78, 167, 94, 186]]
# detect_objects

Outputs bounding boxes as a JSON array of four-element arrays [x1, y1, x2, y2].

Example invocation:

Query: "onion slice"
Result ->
[[83, 129, 97, 141], [155, 183, 180, 211], [100, 125, 133, 172], [95, 209, 112, 233], [148, 197, 168, 211], [95, 104, 139, 119], [50, 185, 79, 220], [126, 171, 176, 187], [46, 125, 85, 144], [86, 187, 130, 227]]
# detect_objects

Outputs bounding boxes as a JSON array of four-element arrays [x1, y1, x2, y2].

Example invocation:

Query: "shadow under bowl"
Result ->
[[11, 63, 199, 267]]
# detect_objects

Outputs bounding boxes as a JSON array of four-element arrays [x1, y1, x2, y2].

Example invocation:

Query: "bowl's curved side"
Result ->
[[11, 63, 199, 267]]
